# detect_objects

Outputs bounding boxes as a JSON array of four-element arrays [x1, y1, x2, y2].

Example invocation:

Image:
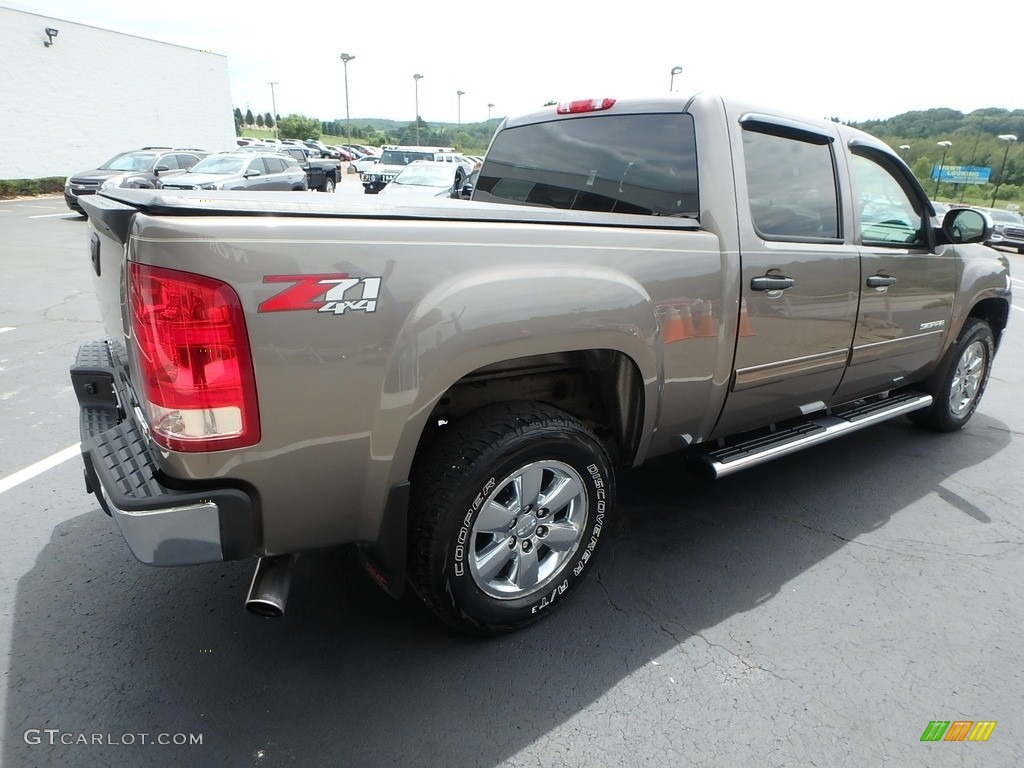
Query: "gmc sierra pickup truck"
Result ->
[[71, 94, 1011, 635]]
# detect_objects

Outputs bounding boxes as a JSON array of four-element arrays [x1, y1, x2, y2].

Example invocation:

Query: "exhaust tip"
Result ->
[[245, 554, 297, 618], [246, 598, 285, 619]]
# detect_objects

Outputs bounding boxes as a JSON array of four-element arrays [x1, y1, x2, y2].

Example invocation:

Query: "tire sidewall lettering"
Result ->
[[442, 434, 610, 627]]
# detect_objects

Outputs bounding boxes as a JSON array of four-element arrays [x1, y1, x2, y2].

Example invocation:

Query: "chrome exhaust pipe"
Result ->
[[245, 554, 297, 618]]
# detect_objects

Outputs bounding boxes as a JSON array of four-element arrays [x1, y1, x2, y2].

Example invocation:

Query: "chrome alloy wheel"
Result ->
[[468, 460, 589, 600], [949, 340, 987, 416]]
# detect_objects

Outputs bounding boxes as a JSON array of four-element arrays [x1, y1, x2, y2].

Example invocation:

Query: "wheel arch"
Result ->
[[966, 296, 1009, 352]]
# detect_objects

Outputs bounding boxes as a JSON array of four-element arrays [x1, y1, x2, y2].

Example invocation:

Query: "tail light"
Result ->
[[556, 98, 616, 115], [129, 262, 260, 452]]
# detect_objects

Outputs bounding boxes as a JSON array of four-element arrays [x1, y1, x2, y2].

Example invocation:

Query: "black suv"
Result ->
[[64, 148, 208, 214]]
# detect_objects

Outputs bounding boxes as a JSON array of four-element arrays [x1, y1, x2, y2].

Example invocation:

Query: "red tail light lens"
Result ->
[[556, 98, 616, 115], [129, 262, 260, 452]]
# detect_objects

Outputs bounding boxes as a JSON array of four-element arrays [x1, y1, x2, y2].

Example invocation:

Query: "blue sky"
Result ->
[[8, 0, 1021, 125]]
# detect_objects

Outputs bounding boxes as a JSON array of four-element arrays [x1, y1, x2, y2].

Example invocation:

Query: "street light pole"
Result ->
[[670, 66, 682, 92], [899, 144, 910, 162], [487, 103, 494, 120], [267, 81, 279, 139], [991, 134, 1018, 207], [933, 140, 952, 199], [413, 74, 424, 145], [457, 90, 465, 129], [339, 53, 355, 152]]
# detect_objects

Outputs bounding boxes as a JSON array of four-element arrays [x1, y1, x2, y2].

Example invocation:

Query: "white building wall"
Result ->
[[0, 7, 236, 179]]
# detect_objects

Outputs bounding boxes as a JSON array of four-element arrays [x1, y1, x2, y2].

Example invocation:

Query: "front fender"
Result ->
[[951, 243, 1011, 347]]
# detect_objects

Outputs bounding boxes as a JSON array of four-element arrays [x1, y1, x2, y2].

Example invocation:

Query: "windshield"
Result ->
[[380, 150, 434, 166], [189, 156, 246, 175], [394, 164, 455, 187], [100, 152, 157, 172]]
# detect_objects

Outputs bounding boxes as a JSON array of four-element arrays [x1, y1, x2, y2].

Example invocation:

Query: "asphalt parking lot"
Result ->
[[1, 194, 1022, 768]]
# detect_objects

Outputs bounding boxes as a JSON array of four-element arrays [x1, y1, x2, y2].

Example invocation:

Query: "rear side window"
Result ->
[[742, 125, 841, 241], [263, 157, 286, 173], [475, 113, 699, 217]]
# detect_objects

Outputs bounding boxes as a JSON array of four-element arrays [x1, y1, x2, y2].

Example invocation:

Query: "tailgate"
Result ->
[[80, 192, 138, 342]]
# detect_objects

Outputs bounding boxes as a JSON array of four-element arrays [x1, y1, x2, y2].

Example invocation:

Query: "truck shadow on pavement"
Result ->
[[3, 415, 1011, 767]]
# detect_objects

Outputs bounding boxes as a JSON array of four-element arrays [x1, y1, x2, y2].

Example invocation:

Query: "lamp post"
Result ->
[[991, 134, 1018, 207], [267, 81, 279, 139], [413, 74, 423, 145], [933, 140, 952, 198], [339, 53, 355, 151], [899, 144, 910, 162], [670, 66, 683, 92], [456, 90, 465, 129]]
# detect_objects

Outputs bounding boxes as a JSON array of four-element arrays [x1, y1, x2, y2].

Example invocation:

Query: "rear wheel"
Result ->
[[321, 177, 335, 193], [409, 402, 613, 634], [908, 318, 994, 432]]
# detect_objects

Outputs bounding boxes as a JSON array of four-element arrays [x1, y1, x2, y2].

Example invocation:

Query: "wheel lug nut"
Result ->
[[508, 537, 517, 549], [536, 526, 547, 537], [537, 508, 548, 518], [521, 540, 532, 553]]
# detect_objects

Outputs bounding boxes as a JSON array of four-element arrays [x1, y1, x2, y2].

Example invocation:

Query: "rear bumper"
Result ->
[[71, 340, 258, 566]]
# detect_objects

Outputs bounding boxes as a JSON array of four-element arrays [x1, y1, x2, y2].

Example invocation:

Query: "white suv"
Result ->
[[361, 146, 470, 194]]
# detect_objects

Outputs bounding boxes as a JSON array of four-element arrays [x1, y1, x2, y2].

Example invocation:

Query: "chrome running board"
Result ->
[[692, 392, 933, 479]]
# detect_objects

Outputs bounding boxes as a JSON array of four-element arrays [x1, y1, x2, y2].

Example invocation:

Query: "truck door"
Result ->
[[713, 116, 861, 436], [831, 145, 956, 401]]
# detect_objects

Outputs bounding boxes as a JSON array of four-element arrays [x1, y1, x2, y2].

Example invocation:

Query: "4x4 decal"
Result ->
[[258, 274, 381, 315]]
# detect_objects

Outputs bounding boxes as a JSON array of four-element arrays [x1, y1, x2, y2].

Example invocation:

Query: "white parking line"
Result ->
[[0, 444, 81, 495], [1013, 304, 1024, 314], [28, 212, 75, 219], [0, 327, 14, 334]]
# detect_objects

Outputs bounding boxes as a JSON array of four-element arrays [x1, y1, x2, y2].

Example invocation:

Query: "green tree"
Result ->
[[256, 114, 265, 128], [264, 112, 275, 130], [277, 114, 322, 140], [233, 107, 243, 136], [244, 108, 254, 127]]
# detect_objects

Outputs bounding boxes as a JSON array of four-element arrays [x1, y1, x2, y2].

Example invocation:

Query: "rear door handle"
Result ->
[[866, 275, 897, 288], [750, 276, 795, 291]]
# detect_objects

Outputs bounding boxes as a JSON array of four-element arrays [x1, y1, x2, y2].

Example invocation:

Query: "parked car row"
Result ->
[[64, 141, 481, 215]]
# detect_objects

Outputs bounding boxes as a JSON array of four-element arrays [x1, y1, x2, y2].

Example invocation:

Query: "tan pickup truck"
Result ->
[[71, 93, 1011, 634]]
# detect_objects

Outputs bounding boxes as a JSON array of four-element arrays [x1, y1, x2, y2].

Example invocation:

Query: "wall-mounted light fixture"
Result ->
[[44, 27, 59, 47]]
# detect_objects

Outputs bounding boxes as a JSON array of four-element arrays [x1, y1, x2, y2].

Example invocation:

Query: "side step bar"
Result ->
[[691, 392, 933, 479]]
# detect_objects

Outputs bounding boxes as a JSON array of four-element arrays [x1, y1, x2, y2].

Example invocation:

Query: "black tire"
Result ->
[[320, 177, 335, 193], [409, 402, 613, 635], [908, 318, 994, 432]]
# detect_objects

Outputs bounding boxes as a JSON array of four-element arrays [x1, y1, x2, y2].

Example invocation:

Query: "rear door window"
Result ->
[[476, 113, 699, 217], [742, 125, 841, 241]]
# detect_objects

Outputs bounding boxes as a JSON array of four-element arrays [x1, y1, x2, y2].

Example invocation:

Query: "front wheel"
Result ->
[[908, 318, 994, 432], [320, 177, 335, 193], [409, 402, 614, 634]]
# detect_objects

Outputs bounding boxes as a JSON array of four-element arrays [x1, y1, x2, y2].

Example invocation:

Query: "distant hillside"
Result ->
[[850, 107, 1024, 139]]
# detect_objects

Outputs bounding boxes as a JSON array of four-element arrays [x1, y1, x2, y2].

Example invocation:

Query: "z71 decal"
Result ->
[[258, 274, 382, 315]]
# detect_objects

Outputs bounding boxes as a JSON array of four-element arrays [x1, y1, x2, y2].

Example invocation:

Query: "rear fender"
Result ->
[[369, 265, 660, 500]]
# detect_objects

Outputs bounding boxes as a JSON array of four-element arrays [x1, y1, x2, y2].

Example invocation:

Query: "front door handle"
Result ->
[[866, 275, 897, 288], [751, 276, 795, 291]]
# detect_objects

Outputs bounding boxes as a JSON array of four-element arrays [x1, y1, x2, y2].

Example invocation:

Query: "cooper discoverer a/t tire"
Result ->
[[409, 402, 614, 635]]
